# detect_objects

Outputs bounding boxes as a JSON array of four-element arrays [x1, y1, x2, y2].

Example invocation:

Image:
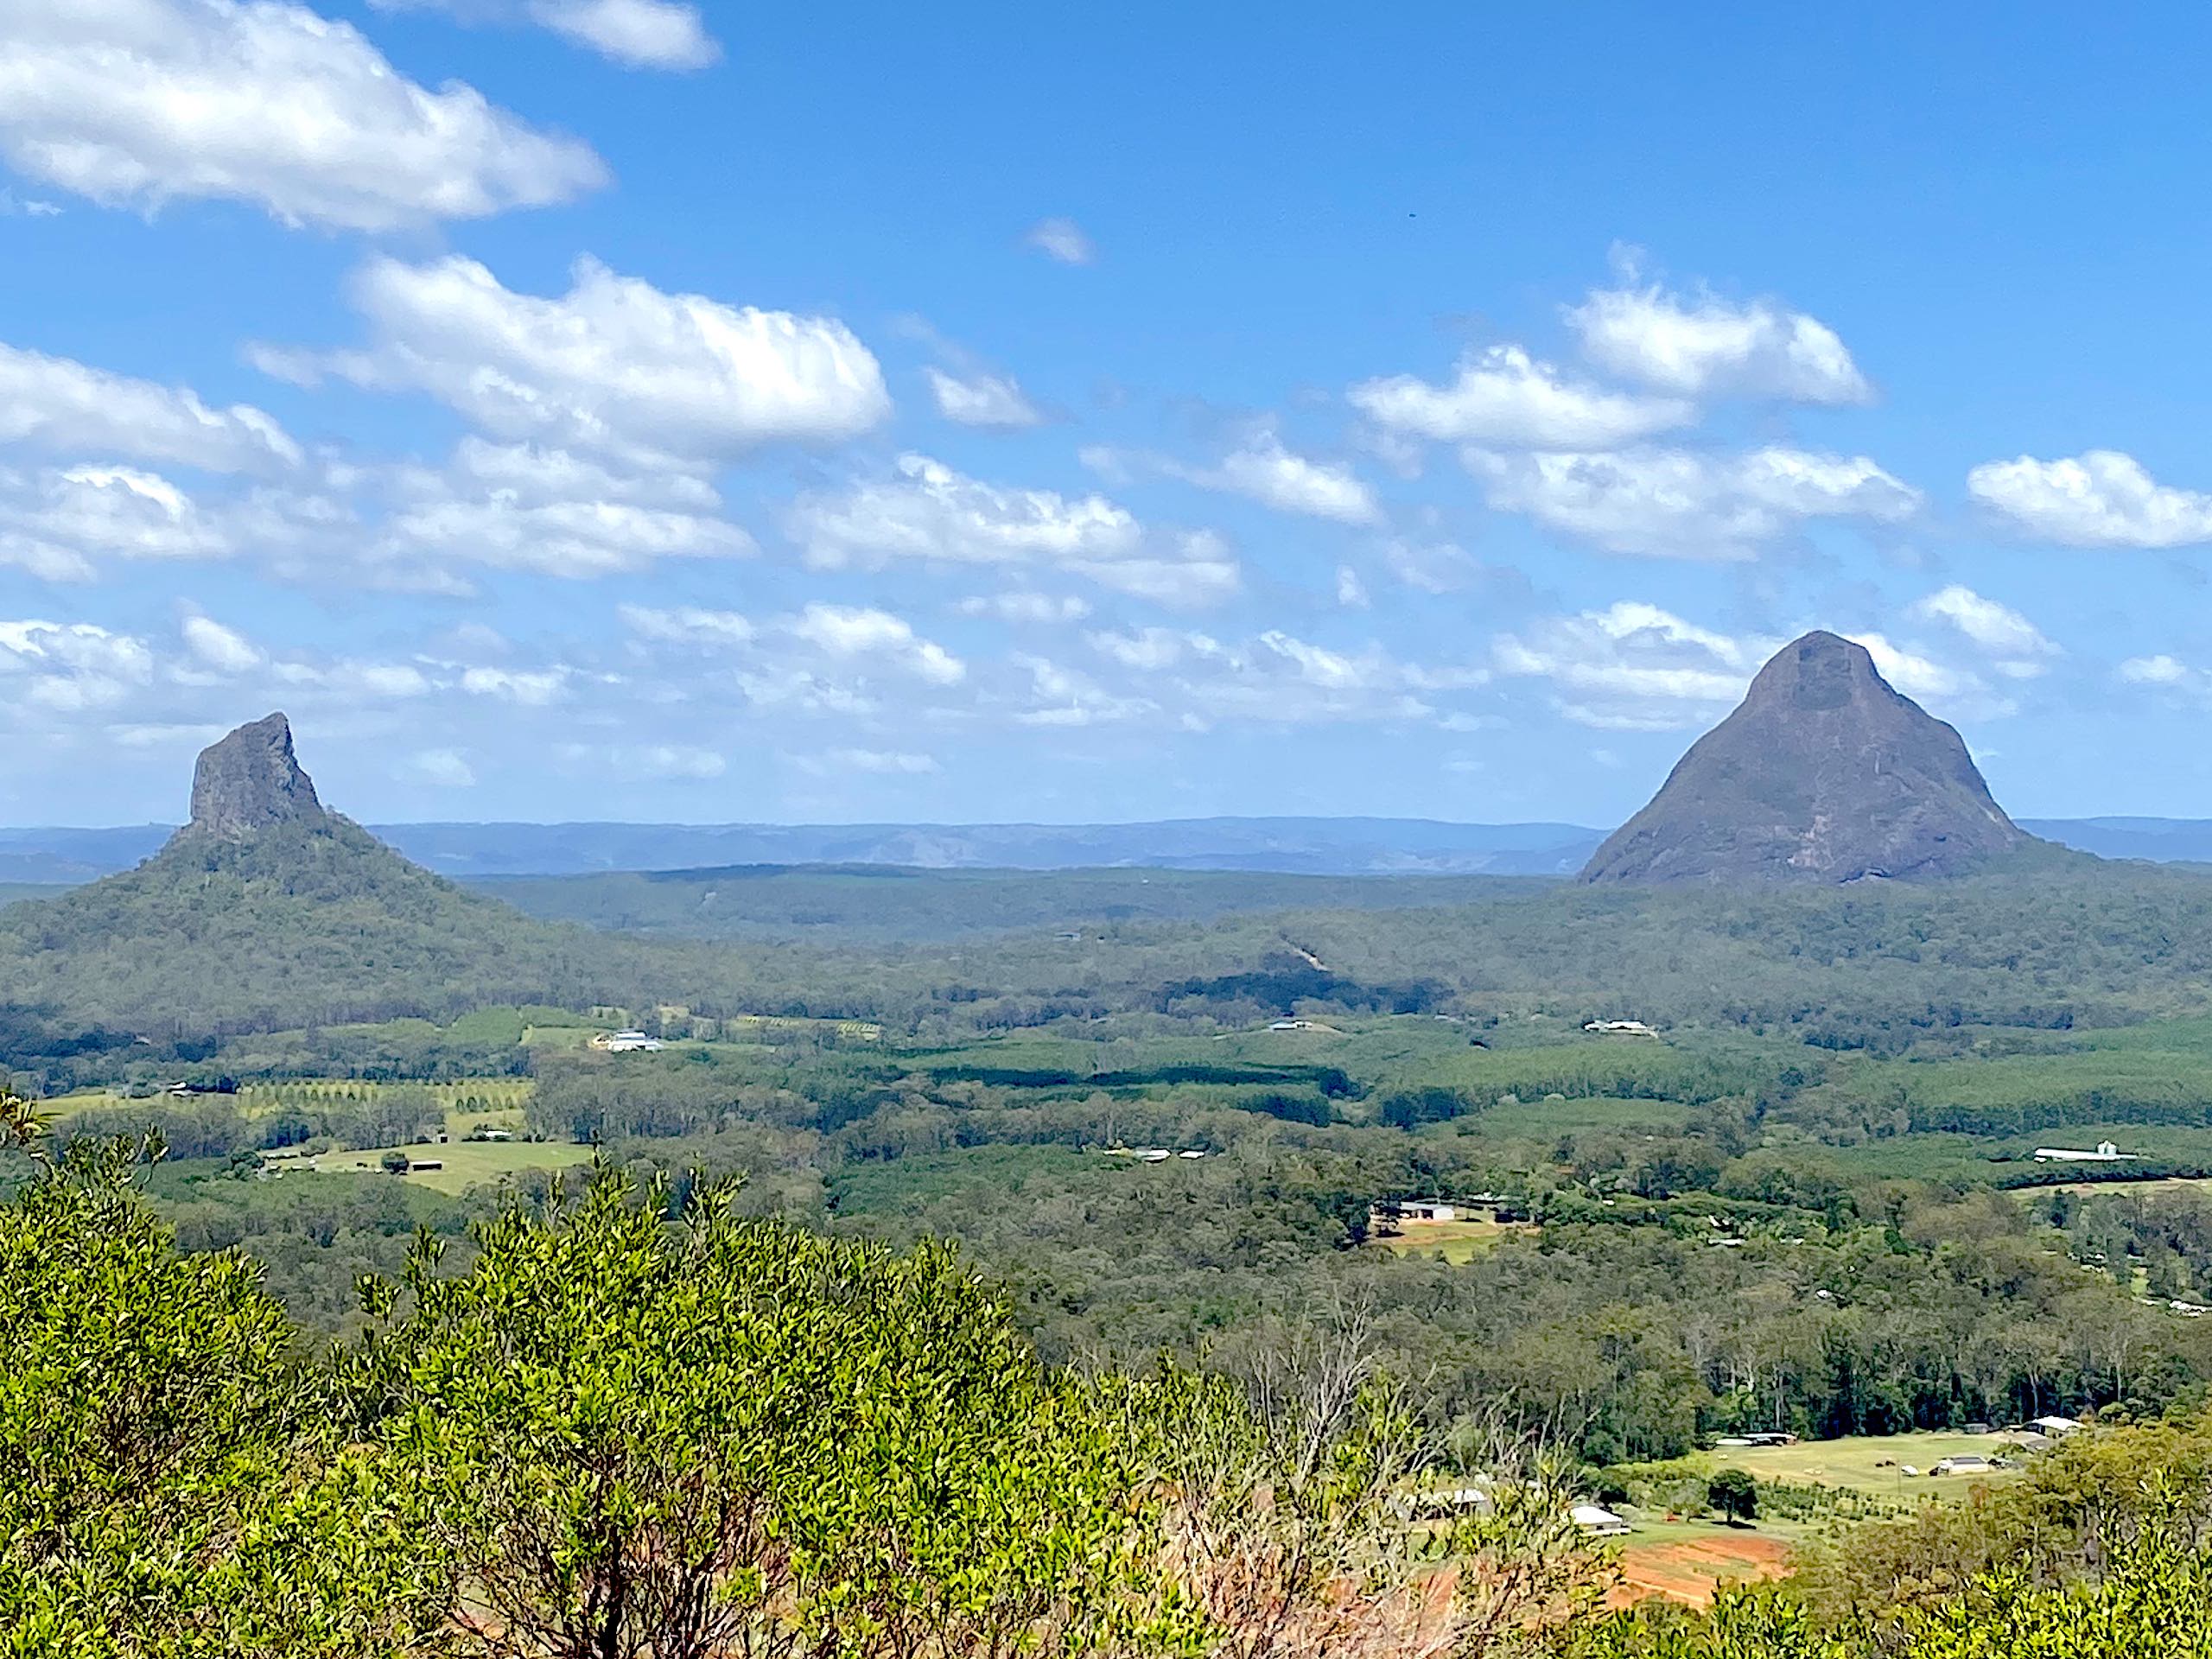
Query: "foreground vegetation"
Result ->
[[22, 1092, 2212, 1656], [3, 1097, 1605, 1658]]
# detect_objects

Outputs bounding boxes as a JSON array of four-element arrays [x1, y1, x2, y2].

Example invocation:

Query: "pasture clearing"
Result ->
[[1708, 1430, 2028, 1503], [296, 1139, 594, 1195], [1369, 1217, 1523, 1263]]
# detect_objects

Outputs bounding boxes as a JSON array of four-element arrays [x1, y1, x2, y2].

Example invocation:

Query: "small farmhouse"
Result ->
[[1570, 1503, 1632, 1536]]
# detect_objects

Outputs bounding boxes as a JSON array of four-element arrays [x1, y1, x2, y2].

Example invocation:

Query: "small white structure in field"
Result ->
[[2032, 1141, 2132, 1162], [1930, 1455, 1991, 1476], [1584, 1020, 1656, 1037], [2031, 1414, 2086, 1437], [1571, 1503, 1632, 1536], [1393, 1199, 1459, 1224], [598, 1029, 664, 1053]]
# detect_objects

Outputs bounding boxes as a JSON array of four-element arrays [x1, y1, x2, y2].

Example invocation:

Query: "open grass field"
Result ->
[[2038, 1173, 2212, 1198], [1709, 1431, 2026, 1503], [296, 1139, 594, 1195], [1368, 1217, 1523, 1263], [1600, 1431, 2033, 1604]]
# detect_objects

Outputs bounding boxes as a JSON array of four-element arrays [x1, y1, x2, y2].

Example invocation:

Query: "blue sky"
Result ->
[[5, 2, 2212, 827]]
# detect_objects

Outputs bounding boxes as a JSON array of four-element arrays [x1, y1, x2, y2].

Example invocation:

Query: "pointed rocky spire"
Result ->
[[178, 713, 327, 842]]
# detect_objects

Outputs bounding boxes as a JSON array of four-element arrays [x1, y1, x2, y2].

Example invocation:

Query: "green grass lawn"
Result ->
[[1369, 1217, 1524, 1263], [520, 1022, 601, 1050], [300, 1139, 594, 1195], [1710, 1431, 2027, 1503]]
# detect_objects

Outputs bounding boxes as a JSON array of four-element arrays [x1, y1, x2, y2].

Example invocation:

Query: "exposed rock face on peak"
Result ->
[[180, 713, 327, 842], [1580, 631, 2031, 886]]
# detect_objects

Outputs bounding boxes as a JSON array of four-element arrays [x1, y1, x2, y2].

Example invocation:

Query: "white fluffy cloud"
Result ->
[[0, 343, 298, 473], [443, 436, 721, 512], [2113, 652, 2212, 705], [1566, 283, 1870, 404], [1967, 450, 2212, 548], [617, 601, 966, 711], [955, 592, 1090, 624], [1173, 431, 1380, 525], [0, 619, 156, 713], [0, 0, 607, 231], [1909, 585, 2059, 677], [1025, 217, 1096, 265], [259, 255, 889, 464], [181, 613, 262, 673], [788, 604, 966, 686], [1493, 602, 1764, 728], [616, 603, 754, 646], [2120, 653, 2192, 687], [273, 657, 432, 701], [181, 436, 758, 588], [791, 454, 1239, 607], [0, 465, 229, 579], [1466, 446, 1920, 559], [460, 665, 569, 704], [1008, 654, 1157, 728], [795, 454, 1138, 567], [1843, 632, 1974, 703], [1075, 537, 1243, 607], [1351, 345, 1694, 448], [372, 0, 718, 69], [1077, 626, 1481, 728], [382, 494, 751, 579], [379, 436, 749, 578], [925, 367, 1043, 429]]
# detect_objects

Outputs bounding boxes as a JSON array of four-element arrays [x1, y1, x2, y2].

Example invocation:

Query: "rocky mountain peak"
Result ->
[[180, 713, 327, 841], [1580, 630, 2031, 886]]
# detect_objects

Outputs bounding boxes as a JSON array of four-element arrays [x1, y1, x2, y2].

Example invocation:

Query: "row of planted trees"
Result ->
[[0, 1090, 1599, 1659]]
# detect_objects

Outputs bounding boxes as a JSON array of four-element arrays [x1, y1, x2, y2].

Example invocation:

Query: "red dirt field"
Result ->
[[1611, 1531, 1791, 1606]]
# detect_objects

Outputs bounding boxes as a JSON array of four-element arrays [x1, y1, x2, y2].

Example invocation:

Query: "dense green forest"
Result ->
[[19, 1096, 2212, 1657], [475, 862, 1540, 942], [16, 838, 2212, 1076], [25, 848, 2212, 1646]]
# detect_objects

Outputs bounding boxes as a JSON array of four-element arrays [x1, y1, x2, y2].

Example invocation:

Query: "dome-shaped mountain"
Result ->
[[1580, 630, 2032, 886]]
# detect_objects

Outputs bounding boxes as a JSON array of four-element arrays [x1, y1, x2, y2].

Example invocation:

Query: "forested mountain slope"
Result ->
[[0, 813, 639, 1034]]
